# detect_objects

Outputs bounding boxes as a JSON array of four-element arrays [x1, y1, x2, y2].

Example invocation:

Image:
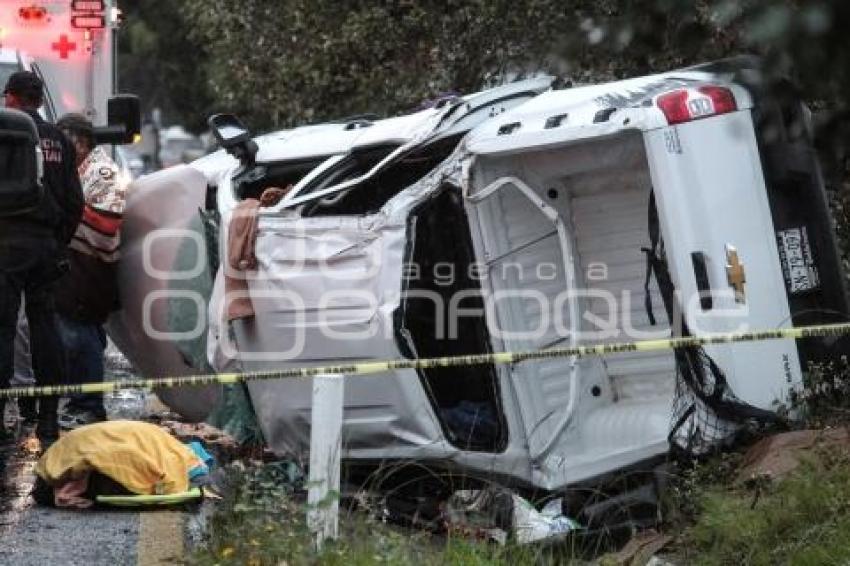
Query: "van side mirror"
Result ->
[[94, 94, 141, 145], [208, 113, 258, 165]]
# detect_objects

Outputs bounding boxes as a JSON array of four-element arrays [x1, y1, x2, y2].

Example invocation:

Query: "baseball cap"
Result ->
[[57, 112, 95, 141], [3, 70, 44, 99]]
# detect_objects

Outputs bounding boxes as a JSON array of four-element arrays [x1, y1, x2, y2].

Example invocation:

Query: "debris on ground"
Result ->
[[441, 487, 580, 545], [158, 419, 265, 463], [187, 461, 592, 565], [598, 529, 673, 566]]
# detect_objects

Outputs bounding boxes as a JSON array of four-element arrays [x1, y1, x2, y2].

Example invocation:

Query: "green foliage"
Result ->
[[188, 462, 580, 565], [789, 357, 850, 427], [663, 451, 745, 527], [173, 0, 850, 153], [180, 0, 569, 130], [118, 2, 216, 131], [679, 451, 850, 565], [831, 187, 850, 284], [206, 384, 266, 446]]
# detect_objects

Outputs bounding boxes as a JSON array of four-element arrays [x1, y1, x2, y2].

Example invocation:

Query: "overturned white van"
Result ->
[[113, 58, 849, 491]]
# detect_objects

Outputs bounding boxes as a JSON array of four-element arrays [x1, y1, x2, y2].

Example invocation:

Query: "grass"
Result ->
[[790, 357, 850, 428], [190, 439, 850, 565], [672, 447, 850, 566], [663, 358, 850, 565], [190, 357, 850, 565], [187, 461, 583, 566]]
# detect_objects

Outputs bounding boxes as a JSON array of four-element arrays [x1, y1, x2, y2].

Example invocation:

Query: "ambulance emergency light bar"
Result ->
[[18, 6, 48, 22], [71, 0, 105, 10], [71, 0, 106, 29], [70, 15, 105, 29]]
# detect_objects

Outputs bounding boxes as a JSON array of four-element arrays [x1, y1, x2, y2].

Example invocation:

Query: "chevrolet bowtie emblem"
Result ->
[[726, 245, 746, 303]]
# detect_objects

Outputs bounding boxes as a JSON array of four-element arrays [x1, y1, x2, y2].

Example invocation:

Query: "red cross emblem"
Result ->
[[52, 34, 77, 59]]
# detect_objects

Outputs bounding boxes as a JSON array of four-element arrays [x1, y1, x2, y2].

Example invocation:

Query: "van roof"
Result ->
[[251, 109, 441, 164], [225, 76, 554, 167], [466, 66, 754, 156]]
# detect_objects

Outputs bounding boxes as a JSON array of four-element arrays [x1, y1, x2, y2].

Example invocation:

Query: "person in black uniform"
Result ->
[[0, 71, 84, 445]]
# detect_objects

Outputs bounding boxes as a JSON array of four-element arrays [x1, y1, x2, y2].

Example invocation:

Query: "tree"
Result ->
[[562, 1, 850, 159], [180, 0, 848, 272], [180, 1, 849, 142], [118, 2, 215, 131], [181, 0, 570, 130]]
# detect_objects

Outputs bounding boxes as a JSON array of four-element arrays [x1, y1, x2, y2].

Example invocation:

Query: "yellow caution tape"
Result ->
[[2, 322, 849, 399]]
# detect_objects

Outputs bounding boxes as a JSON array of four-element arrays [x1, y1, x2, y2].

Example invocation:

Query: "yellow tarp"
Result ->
[[35, 420, 202, 495]]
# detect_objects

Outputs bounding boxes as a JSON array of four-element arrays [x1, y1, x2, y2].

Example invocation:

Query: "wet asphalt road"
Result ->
[[0, 506, 137, 566], [0, 345, 150, 566], [0, 441, 140, 565]]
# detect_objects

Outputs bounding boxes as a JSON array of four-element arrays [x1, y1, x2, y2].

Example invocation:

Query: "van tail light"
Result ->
[[656, 85, 738, 125], [656, 90, 690, 125]]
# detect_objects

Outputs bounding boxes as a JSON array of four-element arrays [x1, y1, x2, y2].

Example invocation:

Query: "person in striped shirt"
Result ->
[[54, 113, 129, 429]]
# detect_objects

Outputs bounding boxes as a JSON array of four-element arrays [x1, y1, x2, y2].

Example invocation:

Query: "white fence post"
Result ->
[[307, 373, 344, 550]]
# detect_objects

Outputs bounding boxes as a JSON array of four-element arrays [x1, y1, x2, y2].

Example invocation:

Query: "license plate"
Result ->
[[777, 226, 820, 294]]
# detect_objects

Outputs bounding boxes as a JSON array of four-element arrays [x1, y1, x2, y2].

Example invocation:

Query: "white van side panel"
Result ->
[[644, 111, 802, 410], [233, 215, 445, 458]]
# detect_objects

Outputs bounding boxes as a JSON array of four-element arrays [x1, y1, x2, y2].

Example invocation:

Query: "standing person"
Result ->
[[54, 113, 129, 429], [0, 71, 84, 444]]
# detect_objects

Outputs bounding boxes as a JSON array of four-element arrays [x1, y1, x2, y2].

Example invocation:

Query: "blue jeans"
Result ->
[[56, 314, 106, 416]]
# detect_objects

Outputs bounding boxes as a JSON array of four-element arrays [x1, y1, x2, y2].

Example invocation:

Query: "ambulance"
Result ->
[[0, 0, 138, 142], [0, 47, 57, 119]]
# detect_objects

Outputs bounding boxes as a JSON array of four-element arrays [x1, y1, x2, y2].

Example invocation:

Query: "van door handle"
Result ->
[[691, 252, 713, 310]]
